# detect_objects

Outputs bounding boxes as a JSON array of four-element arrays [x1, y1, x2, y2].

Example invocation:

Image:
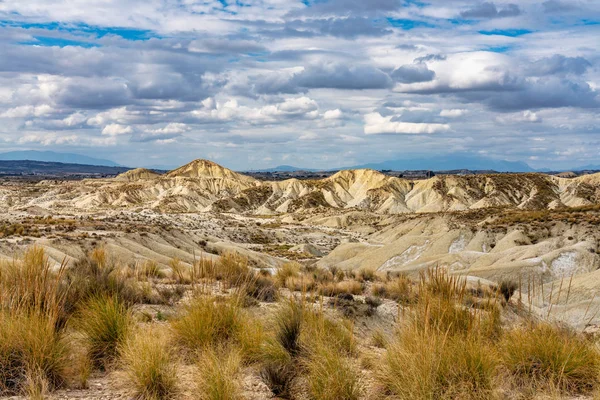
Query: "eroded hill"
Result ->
[[2, 159, 600, 215]]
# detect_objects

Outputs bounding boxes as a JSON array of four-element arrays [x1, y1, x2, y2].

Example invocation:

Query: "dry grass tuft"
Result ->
[[501, 323, 600, 395], [372, 273, 417, 305], [0, 311, 68, 396], [318, 280, 363, 297], [275, 262, 301, 287], [379, 330, 498, 399], [197, 347, 242, 400], [305, 342, 362, 400], [172, 295, 244, 351], [74, 295, 133, 369], [120, 326, 177, 400]]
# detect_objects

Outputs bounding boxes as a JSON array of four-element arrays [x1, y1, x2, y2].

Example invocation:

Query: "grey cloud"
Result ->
[[292, 64, 392, 90], [127, 72, 208, 102], [391, 64, 436, 83], [414, 54, 447, 63], [530, 55, 592, 76], [287, 0, 403, 17], [542, 0, 578, 13], [189, 39, 267, 54], [460, 2, 521, 19], [485, 78, 600, 110], [56, 79, 132, 109], [294, 17, 392, 38]]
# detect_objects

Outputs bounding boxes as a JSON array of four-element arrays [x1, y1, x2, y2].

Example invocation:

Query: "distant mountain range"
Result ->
[[0, 150, 597, 174], [252, 154, 536, 173], [251, 165, 319, 173], [0, 160, 130, 177], [0, 151, 120, 167], [348, 154, 535, 173]]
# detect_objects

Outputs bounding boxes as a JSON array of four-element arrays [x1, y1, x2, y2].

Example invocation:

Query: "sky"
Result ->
[[0, 0, 599, 170]]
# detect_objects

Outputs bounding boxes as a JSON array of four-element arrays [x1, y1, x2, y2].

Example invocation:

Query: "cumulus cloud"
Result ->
[[440, 109, 468, 118], [542, 0, 578, 13], [292, 63, 392, 90], [0, 104, 54, 118], [364, 112, 450, 135], [529, 55, 592, 76], [102, 124, 133, 136], [391, 63, 436, 84], [323, 109, 343, 120], [191, 97, 321, 125], [460, 2, 521, 19]]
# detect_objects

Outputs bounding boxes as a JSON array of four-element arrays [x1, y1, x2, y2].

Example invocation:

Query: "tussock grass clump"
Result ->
[[259, 300, 303, 397], [172, 296, 243, 351], [169, 258, 190, 284], [0, 247, 69, 322], [192, 258, 218, 281], [305, 342, 362, 400], [372, 274, 416, 304], [197, 348, 241, 400], [0, 247, 71, 396], [216, 252, 252, 287], [421, 267, 466, 301], [241, 274, 278, 303], [275, 262, 301, 287], [498, 280, 518, 302], [260, 299, 357, 398], [286, 275, 316, 292], [318, 280, 363, 297], [172, 295, 261, 362], [0, 311, 68, 396], [356, 268, 377, 282], [120, 327, 177, 400], [75, 295, 133, 369], [380, 330, 498, 399], [501, 323, 600, 395], [377, 267, 503, 399], [137, 260, 165, 280], [66, 248, 144, 307]]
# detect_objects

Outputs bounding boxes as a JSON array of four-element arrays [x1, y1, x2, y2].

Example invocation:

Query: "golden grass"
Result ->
[[196, 348, 242, 400], [318, 280, 363, 297], [74, 295, 133, 369], [305, 342, 362, 400], [120, 326, 177, 400], [0, 311, 68, 396], [372, 273, 416, 304], [172, 295, 243, 351], [379, 330, 499, 399], [275, 262, 301, 287], [501, 323, 600, 395], [0, 247, 71, 396]]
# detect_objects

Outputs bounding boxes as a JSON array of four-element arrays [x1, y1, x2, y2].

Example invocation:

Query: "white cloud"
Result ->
[[102, 123, 133, 136], [323, 109, 343, 119], [0, 104, 54, 118], [440, 109, 468, 118], [364, 112, 450, 135], [147, 123, 189, 134]]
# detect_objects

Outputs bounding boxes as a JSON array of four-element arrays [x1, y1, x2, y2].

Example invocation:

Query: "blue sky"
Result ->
[[0, 0, 598, 170]]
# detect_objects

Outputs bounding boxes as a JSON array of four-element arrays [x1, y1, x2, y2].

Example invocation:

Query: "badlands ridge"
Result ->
[[7, 158, 599, 214]]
